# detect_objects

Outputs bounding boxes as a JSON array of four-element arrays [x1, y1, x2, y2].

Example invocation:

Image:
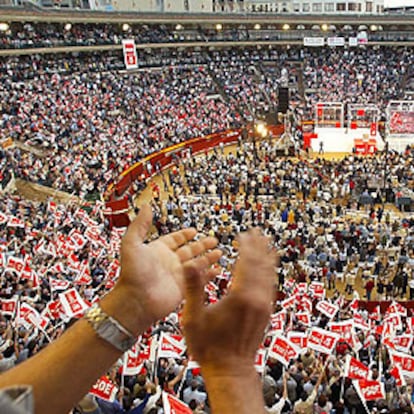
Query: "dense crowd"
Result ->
[[1, 42, 414, 412], [0, 22, 413, 50], [0, 46, 412, 199], [1, 138, 414, 412]]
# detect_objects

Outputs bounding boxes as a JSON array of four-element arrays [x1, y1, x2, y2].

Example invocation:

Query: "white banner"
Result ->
[[122, 39, 138, 70], [327, 37, 345, 47], [349, 37, 358, 47], [304, 37, 324, 47]]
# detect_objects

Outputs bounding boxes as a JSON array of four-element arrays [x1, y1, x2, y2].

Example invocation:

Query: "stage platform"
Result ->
[[310, 127, 384, 154]]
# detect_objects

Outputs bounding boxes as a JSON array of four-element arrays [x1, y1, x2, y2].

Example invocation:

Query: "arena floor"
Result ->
[[135, 146, 411, 303]]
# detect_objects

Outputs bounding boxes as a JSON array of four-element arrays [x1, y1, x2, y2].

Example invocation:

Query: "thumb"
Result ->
[[183, 263, 205, 315], [124, 204, 153, 243]]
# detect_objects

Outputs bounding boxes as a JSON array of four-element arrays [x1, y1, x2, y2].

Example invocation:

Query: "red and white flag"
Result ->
[[7, 216, 25, 228], [384, 313, 403, 332], [1, 297, 18, 317], [123, 342, 145, 376], [17, 302, 40, 329], [74, 263, 92, 286], [254, 346, 267, 374], [349, 330, 363, 353], [6, 256, 25, 275], [268, 334, 300, 367], [49, 278, 71, 291], [308, 281, 325, 299], [316, 300, 339, 319], [122, 39, 139, 70], [299, 295, 313, 313], [353, 379, 385, 402], [296, 311, 311, 326], [162, 392, 192, 414], [89, 376, 119, 402], [281, 295, 296, 310], [390, 364, 406, 387], [45, 299, 64, 320], [269, 311, 286, 332], [329, 319, 353, 337], [393, 335, 413, 354], [59, 288, 89, 317], [406, 316, 414, 334], [389, 349, 414, 379], [68, 230, 87, 251], [293, 283, 307, 295], [307, 327, 340, 354], [0, 212, 8, 224], [287, 331, 308, 351], [386, 301, 407, 317], [353, 312, 370, 331], [348, 298, 359, 312], [344, 354, 370, 380], [157, 332, 186, 359], [369, 305, 381, 322]]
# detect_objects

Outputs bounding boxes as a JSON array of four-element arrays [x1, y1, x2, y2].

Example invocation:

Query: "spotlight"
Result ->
[[0, 23, 9, 32]]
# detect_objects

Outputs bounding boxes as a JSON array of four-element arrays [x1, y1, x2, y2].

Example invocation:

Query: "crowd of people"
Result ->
[[1, 137, 414, 412], [1, 38, 414, 412], [0, 22, 413, 50], [0, 46, 412, 199]]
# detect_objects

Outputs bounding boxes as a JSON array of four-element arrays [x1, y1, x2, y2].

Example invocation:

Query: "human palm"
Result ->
[[119, 204, 221, 328]]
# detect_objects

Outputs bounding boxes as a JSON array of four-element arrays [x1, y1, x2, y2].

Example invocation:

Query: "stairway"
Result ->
[[205, 61, 250, 122], [15, 178, 79, 204]]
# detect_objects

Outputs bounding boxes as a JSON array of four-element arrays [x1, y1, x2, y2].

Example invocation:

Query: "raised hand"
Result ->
[[182, 229, 276, 374], [107, 204, 222, 334]]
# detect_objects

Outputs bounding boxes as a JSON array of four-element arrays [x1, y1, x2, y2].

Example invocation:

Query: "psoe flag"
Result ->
[[122, 39, 138, 70]]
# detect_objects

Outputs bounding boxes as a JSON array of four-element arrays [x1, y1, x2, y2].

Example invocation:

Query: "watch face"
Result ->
[[100, 319, 118, 338]]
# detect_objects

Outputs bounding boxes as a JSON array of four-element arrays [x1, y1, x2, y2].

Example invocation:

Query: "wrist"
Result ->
[[100, 283, 150, 337], [201, 362, 265, 414], [201, 359, 257, 379]]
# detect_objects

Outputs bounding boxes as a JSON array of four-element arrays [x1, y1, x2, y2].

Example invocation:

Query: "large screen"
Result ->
[[389, 111, 414, 135]]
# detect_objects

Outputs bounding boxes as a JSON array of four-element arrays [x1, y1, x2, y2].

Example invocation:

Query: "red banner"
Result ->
[[308, 327, 340, 354], [59, 288, 89, 317], [344, 355, 370, 380], [268, 334, 300, 367], [157, 333, 186, 359], [389, 350, 414, 378], [315, 300, 339, 319], [162, 392, 192, 414], [354, 379, 385, 402], [89, 376, 118, 402]]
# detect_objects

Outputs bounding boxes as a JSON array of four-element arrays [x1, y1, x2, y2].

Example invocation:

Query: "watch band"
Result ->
[[84, 303, 136, 352]]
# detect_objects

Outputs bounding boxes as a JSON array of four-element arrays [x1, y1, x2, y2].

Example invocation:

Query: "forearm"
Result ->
[[0, 286, 146, 414], [202, 366, 266, 414]]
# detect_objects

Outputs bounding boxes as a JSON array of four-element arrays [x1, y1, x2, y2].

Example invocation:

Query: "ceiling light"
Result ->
[[0, 23, 9, 32]]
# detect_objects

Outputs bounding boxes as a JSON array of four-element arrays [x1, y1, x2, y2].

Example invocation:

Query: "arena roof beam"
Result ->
[[2, 7, 414, 26]]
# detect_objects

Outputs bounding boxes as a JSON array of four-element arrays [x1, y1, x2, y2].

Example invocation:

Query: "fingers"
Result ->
[[158, 228, 198, 250], [176, 237, 219, 262], [231, 229, 276, 298], [123, 204, 153, 244], [186, 249, 223, 278], [183, 263, 205, 313]]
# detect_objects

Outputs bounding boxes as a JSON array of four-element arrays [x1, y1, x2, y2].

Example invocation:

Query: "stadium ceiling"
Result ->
[[2, 7, 414, 26]]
